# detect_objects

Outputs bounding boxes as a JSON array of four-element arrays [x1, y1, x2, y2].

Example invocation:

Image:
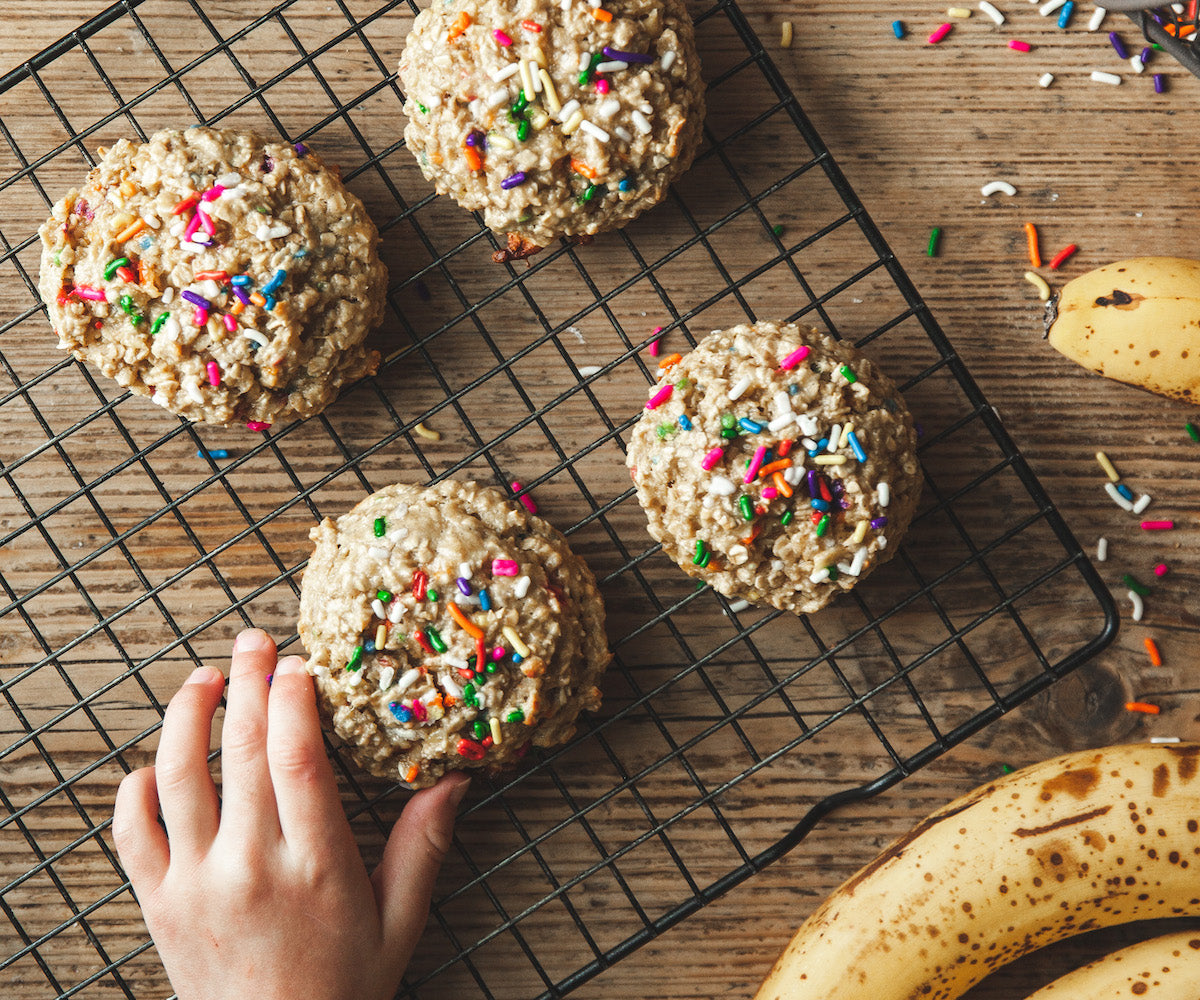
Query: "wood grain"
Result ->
[[1, 3, 1198, 1000]]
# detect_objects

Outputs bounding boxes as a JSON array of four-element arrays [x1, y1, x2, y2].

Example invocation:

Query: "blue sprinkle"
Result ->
[[618, 178, 632, 192], [738, 417, 764, 433], [787, 383, 799, 395], [389, 702, 413, 723], [262, 268, 287, 294], [892, 19, 905, 38], [678, 414, 693, 430], [512, 652, 523, 664], [264, 294, 276, 311], [810, 498, 831, 513], [1057, 0, 1073, 28], [196, 448, 229, 459], [847, 430, 867, 463], [1115, 482, 1134, 501], [138, 236, 154, 251], [230, 274, 252, 286], [364, 639, 376, 653], [479, 588, 491, 611]]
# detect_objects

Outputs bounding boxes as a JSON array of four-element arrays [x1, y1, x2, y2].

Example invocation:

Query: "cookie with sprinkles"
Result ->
[[297, 480, 611, 787], [37, 127, 387, 427], [398, 0, 704, 260], [626, 322, 922, 615]]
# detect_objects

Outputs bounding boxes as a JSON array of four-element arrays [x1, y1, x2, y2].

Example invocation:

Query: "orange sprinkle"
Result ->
[[1125, 701, 1161, 715], [119, 180, 137, 198], [230, 300, 246, 316], [114, 218, 147, 243], [591, 7, 613, 20], [448, 601, 484, 639], [570, 157, 598, 179], [657, 353, 683, 369], [1023, 222, 1040, 268], [757, 458, 792, 479], [772, 471, 793, 498], [1144, 637, 1163, 667], [464, 144, 483, 172], [447, 11, 471, 39], [249, 291, 267, 307], [740, 523, 763, 547], [403, 764, 420, 783]]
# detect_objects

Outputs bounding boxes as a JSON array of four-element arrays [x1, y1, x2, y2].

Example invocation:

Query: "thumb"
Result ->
[[372, 771, 470, 956]]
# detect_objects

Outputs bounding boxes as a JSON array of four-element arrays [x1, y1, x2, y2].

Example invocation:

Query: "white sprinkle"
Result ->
[[1132, 493, 1153, 514], [575, 365, 602, 378], [578, 51, 591, 74], [1038, 0, 1065, 13], [727, 599, 750, 613], [377, 665, 395, 690], [440, 673, 463, 699], [387, 602, 405, 623], [162, 316, 181, 340], [388, 527, 408, 543], [808, 566, 833, 584], [488, 133, 515, 150], [773, 390, 792, 415], [639, 102, 653, 114], [1091, 70, 1122, 85], [443, 653, 469, 671], [458, 561, 472, 580], [728, 375, 752, 400], [661, 50, 677, 70], [168, 219, 186, 238], [1129, 54, 1145, 74], [468, 98, 483, 119], [513, 575, 532, 598], [217, 171, 242, 187], [556, 98, 581, 123], [345, 669, 363, 687], [368, 545, 389, 560], [595, 60, 629, 73], [1088, 6, 1106, 31], [849, 546, 868, 577], [1096, 537, 1108, 562], [1151, 737, 1182, 744], [827, 424, 842, 453], [783, 464, 803, 486], [141, 213, 161, 229], [980, 180, 1017, 197], [395, 668, 422, 694], [801, 437, 818, 451], [183, 380, 204, 404], [597, 97, 622, 119], [486, 89, 511, 109], [1038, 72, 1055, 88], [614, 126, 633, 142], [631, 110, 652, 135], [978, 0, 1005, 24], [1128, 590, 1144, 622], [707, 475, 737, 496], [371, 598, 387, 619], [797, 414, 820, 437], [420, 689, 440, 705], [161, 286, 176, 305], [877, 482, 891, 507], [1104, 482, 1134, 511], [580, 119, 610, 142], [767, 413, 796, 432]]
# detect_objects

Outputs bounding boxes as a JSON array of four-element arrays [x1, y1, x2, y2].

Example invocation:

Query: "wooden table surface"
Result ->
[[1, 3, 1198, 999]]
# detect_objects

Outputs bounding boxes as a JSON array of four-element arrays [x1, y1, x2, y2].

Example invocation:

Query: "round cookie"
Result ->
[[626, 322, 922, 615], [398, 0, 705, 260], [298, 480, 611, 787], [38, 127, 387, 427]]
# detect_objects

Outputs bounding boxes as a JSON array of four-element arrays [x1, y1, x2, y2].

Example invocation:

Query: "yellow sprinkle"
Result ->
[[539, 68, 561, 114], [375, 623, 387, 650], [502, 625, 531, 658], [531, 47, 547, 68], [561, 110, 585, 135], [488, 132, 515, 150], [413, 421, 441, 440], [490, 716, 503, 745], [948, 6, 972, 16], [813, 454, 847, 466], [518, 59, 535, 103], [839, 423, 854, 449], [850, 521, 869, 546], [1023, 270, 1051, 301], [780, 21, 793, 47], [528, 107, 550, 130], [1095, 450, 1120, 483]]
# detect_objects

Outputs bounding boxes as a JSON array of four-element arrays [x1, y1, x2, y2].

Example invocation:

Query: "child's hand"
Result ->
[[113, 628, 469, 1000]]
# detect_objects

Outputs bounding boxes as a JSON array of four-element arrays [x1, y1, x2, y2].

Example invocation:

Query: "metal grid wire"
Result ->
[[1121, 5, 1200, 78], [0, 2, 1118, 998]]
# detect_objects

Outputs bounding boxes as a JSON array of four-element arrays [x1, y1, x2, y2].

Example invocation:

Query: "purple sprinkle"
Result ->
[[232, 286, 251, 305], [601, 45, 654, 64], [805, 469, 819, 498], [261, 154, 275, 172], [465, 132, 480, 147], [1154, 73, 1165, 93], [294, 142, 309, 155], [500, 171, 527, 189], [870, 517, 889, 529], [1108, 31, 1128, 59], [1140, 46, 1152, 64], [181, 289, 211, 308], [456, 576, 472, 596]]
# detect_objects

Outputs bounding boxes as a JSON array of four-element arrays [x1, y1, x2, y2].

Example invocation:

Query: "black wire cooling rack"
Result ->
[[0, 2, 1119, 998]]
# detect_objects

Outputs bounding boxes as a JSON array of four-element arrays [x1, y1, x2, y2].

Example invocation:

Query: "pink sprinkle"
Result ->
[[1154, 563, 1170, 577], [183, 211, 202, 241], [646, 384, 673, 410], [1008, 39, 1031, 52], [779, 345, 811, 371], [245, 421, 271, 432], [197, 206, 215, 236], [206, 361, 221, 387], [744, 445, 767, 485], [74, 285, 107, 301], [511, 480, 538, 514], [1141, 520, 1174, 530], [200, 185, 225, 202], [762, 486, 778, 500], [596, 79, 610, 94], [493, 28, 513, 45], [222, 313, 238, 332], [648, 326, 663, 357], [928, 22, 952, 44], [194, 307, 209, 327], [701, 446, 725, 471], [491, 646, 505, 661], [492, 558, 520, 576]]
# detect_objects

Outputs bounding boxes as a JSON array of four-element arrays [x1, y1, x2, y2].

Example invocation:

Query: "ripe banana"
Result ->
[[754, 742, 1200, 1000], [1025, 929, 1200, 999], [1045, 256, 1200, 403]]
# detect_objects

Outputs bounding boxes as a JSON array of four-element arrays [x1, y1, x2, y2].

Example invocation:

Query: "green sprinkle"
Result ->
[[417, 102, 428, 114], [771, 224, 784, 237], [656, 422, 675, 439], [516, 119, 530, 142], [473, 720, 488, 740], [377, 589, 392, 602], [150, 312, 170, 335], [579, 50, 604, 84], [1187, 422, 1200, 443], [720, 413, 735, 429], [780, 510, 793, 527], [53, 251, 61, 266], [577, 182, 599, 204], [815, 514, 831, 537], [345, 644, 364, 671], [1122, 573, 1150, 597], [464, 683, 478, 707], [1000, 762, 1014, 774], [426, 627, 447, 653], [513, 93, 529, 114], [104, 257, 129, 280], [427, 589, 438, 602], [485, 661, 497, 674], [927, 227, 941, 257], [738, 495, 754, 521], [373, 516, 386, 537], [506, 709, 525, 723], [827, 566, 839, 582], [839, 364, 857, 384], [256, 205, 270, 214], [721, 427, 738, 440], [692, 539, 708, 565], [119, 294, 136, 315]]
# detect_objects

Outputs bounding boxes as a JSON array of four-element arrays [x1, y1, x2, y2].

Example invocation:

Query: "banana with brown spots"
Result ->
[[1025, 929, 1200, 999]]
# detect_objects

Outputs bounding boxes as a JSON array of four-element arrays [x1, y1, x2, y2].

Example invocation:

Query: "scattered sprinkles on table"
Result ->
[[397, 0, 705, 261], [626, 321, 923, 616], [37, 127, 387, 427], [297, 480, 611, 787]]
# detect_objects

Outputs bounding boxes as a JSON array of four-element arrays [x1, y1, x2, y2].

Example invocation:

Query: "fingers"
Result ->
[[112, 766, 170, 895], [265, 655, 350, 853], [153, 665, 225, 858], [216, 629, 280, 840], [372, 772, 470, 957]]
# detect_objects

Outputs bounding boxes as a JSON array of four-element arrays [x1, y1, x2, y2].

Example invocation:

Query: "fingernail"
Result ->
[[184, 665, 222, 685], [234, 628, 272, 653], [446, 772, 471, 807], [272, 655, 306, 676]]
